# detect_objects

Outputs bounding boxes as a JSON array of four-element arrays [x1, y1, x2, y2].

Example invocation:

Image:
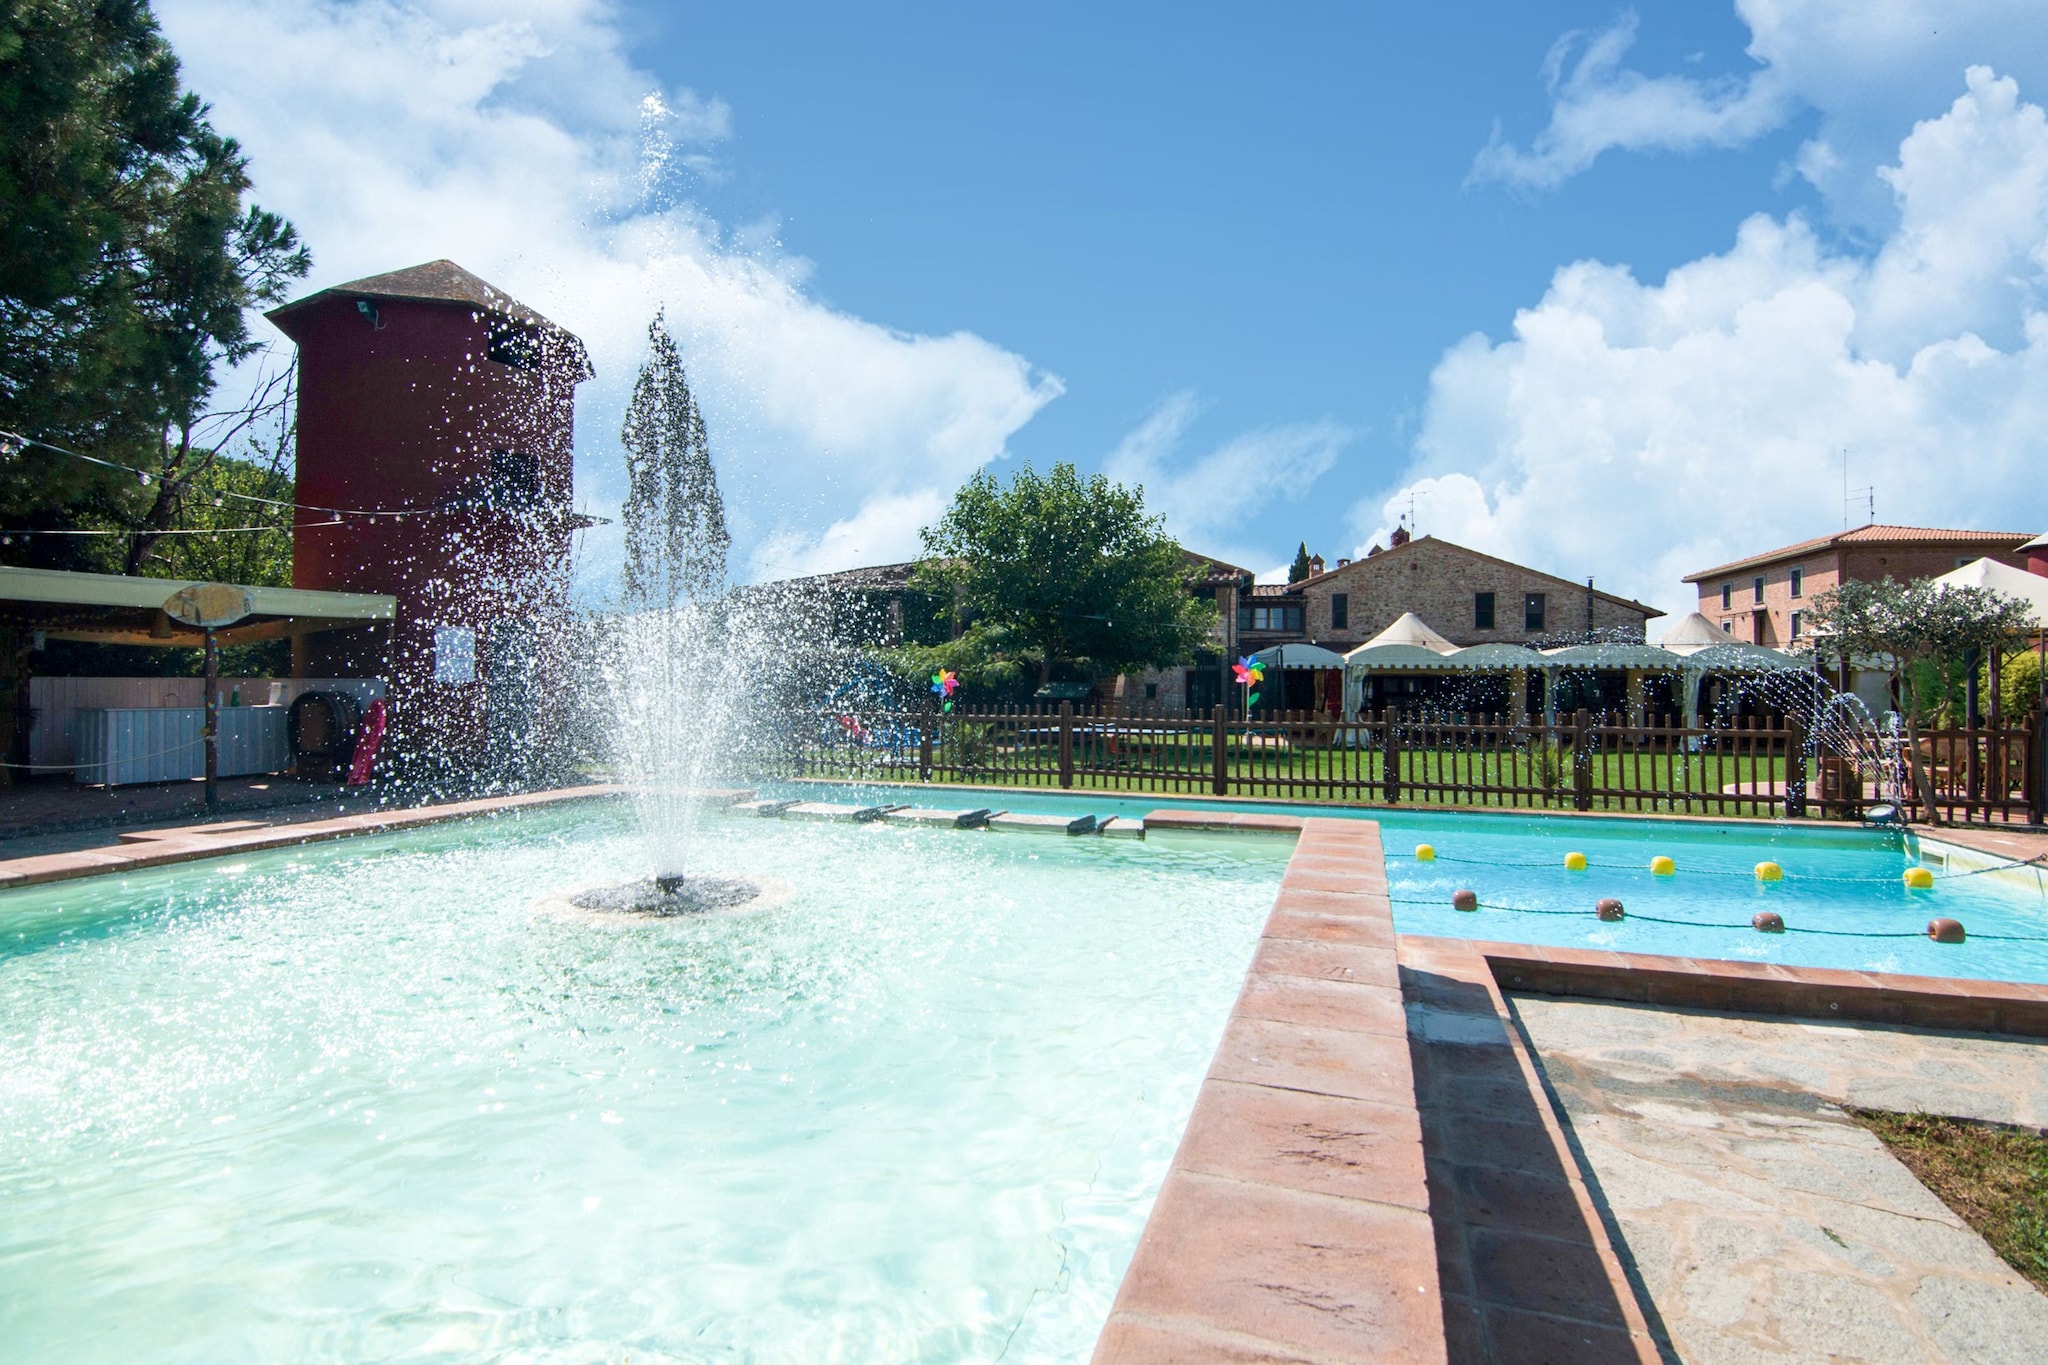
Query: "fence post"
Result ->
[[2030, 705, 2046, 826], [1211, 704, 1228, 796], [1572, 708, 1594, 811], [1784, 717, 1807, 819], [919, 703, 934, 783], [1058, 700, 1074, 788], [1382, 709, 1402, 804]]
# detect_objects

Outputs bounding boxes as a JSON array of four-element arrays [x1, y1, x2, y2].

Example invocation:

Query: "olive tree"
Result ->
[[1809, 575, 2034, 822]]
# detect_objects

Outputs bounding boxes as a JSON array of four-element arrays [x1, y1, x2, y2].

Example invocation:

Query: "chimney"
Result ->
[[1309, 554, 1325, 575], [1337, 557, 1351, 568], [1366, 543, 1382, 557], [1389, 524, 1411, 547]]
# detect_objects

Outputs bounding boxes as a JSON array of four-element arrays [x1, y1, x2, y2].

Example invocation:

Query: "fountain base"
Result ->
[[568, 875, 762, 917]]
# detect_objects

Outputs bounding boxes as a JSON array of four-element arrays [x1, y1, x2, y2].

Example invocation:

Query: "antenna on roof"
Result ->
[[1842, 450, 1873, 529]]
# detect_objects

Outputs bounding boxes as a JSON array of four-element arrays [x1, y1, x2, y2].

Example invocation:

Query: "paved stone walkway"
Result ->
[[1514, 997, 2048, 1363]]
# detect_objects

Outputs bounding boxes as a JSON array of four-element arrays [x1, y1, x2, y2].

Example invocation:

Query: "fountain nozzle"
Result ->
[[655, 874, 687, 896]]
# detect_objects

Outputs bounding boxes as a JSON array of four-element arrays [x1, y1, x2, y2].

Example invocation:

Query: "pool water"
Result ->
[[0, 804, 1286, 1362], [778, 783, 2048, 984]]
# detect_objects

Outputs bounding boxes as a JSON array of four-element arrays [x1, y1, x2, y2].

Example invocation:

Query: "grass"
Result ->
[[794, 734, 1796, 814], [1847, 1108, 2048, 1291]]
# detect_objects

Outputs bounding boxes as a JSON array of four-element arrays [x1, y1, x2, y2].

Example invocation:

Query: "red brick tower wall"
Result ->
[[272, 290, 585, 781]]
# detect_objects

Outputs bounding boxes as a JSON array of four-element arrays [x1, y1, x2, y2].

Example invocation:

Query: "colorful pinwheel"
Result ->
[[1233, 655, 1265, 709], [931, 669, 959, 712]]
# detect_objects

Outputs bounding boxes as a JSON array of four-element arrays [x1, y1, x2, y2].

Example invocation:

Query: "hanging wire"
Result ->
[[0, 427, 439, 521]]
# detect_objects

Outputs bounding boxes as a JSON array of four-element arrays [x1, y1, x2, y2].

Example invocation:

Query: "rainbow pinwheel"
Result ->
[[931, 669, 959, 713], [1233, 655, 1265, 709]]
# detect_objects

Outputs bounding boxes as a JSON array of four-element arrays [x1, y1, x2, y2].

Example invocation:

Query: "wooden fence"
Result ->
[[775, 703, 2048, 825]]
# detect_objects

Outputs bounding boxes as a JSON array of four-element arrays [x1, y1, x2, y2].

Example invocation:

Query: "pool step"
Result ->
[[881, 807, 995, 829], [987, 812, 1098, 835], [1095, 816, 1142, 838], [782, 801, 907, 823], [732, 799, 799, 818]]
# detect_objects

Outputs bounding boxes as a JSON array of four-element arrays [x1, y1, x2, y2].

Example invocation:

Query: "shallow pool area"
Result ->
[[0, 803, 1286, 1361]]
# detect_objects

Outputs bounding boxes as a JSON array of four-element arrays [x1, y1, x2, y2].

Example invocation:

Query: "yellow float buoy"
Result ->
[[1415, 843, 1436, 862], [1650, 855, 1677, 876], [1563, 851, 1588, 871], [1755, 861, 1783, 882], [1903, 866, 1936, 890]]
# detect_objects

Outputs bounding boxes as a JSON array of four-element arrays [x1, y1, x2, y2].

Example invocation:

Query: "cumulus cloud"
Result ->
[[158, 0, 1060, 590], [1365, 67, 2048, 613], [1474, 0, 2048, 203], [1103, 391, 1352, 568]]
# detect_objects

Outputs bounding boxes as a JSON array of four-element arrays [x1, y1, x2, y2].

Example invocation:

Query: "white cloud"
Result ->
[[1365, 67, 2048, 614], [158, 0, 1060, 590], [1473, 0, 2048, 203], [1102, 390, 1351, 567], [1471, 12, 1794, 191]]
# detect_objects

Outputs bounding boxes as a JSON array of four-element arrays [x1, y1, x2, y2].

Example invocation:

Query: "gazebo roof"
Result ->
[[1250, 642, 1347, 669], [1933, 556, 2048, 627], [1656, 611, 1741, 655], [1539, 643, 1685, 668], [1344, 614, 1463, 670]]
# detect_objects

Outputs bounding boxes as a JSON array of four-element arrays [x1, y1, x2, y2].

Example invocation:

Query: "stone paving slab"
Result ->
[[1514, 994, 2048, 1363]]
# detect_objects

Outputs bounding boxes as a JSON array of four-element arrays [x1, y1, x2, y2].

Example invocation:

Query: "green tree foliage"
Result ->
[[620, 312, 728, 607], [0, 0, 309, 572], [1810, 574, 2035, 819], [1288, 541, 1315, 583], [913, 462, 1217, 687]]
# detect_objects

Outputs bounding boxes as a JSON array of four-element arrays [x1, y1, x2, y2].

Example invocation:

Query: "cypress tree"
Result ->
[[1288, 542, 1315, 583], [620, 312, 729, 607]]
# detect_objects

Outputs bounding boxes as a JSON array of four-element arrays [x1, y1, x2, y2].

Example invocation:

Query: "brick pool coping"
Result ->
[[0, 784, 656, 890]]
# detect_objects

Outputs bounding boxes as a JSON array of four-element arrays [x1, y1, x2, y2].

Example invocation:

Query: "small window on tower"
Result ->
[[486, 321, 543, 370], [488, 450, 543, 505]]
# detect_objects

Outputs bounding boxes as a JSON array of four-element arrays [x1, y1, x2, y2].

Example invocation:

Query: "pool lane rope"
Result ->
[[1390, 895, 2048, 943]]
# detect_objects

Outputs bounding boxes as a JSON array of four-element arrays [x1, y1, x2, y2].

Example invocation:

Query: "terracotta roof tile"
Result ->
[[1683, 525, 2034, 581]]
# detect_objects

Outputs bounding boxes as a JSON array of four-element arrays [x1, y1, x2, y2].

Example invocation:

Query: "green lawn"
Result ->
[[789, 732, 1798, 815]]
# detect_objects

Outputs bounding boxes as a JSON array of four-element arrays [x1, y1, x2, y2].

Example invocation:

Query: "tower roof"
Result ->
[[266, 259, 591, 376]]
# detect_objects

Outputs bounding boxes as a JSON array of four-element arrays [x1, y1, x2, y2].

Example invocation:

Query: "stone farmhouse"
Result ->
[[1131, 530, 1661, 712]]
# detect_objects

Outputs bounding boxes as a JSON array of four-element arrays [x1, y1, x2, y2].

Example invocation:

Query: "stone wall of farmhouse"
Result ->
[[1295, 538, 1651, 648]]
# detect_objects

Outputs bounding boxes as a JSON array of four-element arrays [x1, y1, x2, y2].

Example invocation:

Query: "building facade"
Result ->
[[1682, 525, 2034, 649], [1134, 534, 1661, 713]]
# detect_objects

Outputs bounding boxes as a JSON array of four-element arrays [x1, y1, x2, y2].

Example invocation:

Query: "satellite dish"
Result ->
[[163, 583, 254, 629]]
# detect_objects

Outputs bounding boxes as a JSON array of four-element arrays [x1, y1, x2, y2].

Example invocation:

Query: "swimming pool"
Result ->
[[775, 782, 2048, 984], [0, 803, 1286, 1361]]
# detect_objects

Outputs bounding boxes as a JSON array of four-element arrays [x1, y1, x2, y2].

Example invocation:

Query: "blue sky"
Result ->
[[164, 0, 2048, 611]]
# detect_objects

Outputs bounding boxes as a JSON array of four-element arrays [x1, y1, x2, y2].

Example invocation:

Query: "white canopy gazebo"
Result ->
[[1249, 642, 1348, 669], [1932, 556, 2048, 626], [1341, 614, 1466, 715]]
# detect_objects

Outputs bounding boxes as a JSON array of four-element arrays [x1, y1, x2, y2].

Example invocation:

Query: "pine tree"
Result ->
[[1288, 542, 1315, 583], [620, 312, 729, 606]]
